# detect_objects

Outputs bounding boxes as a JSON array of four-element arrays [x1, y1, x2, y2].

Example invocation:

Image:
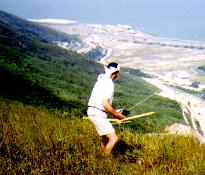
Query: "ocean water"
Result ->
[[1, 0, 205, 41]]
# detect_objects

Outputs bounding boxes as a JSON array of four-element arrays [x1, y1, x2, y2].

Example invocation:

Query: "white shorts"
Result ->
[[87, 107, 115, 136]]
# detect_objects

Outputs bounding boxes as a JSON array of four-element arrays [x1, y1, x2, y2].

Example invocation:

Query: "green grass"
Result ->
[[0, 10, 199, 174], [1, 101, 205, 175]]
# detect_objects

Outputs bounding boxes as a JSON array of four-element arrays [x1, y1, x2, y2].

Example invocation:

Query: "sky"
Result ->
[[0, 0, 205, 41]]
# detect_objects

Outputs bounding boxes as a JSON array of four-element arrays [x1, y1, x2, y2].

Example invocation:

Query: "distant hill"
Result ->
[[0, 10, 184, 132], [0, 10, 82, 46]]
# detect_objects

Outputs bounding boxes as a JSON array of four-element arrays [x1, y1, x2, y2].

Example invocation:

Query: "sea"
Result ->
[[1, 0, 205, 41]]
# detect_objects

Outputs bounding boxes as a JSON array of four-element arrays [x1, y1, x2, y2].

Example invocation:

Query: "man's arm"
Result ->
[[102, 98, 125, 120]]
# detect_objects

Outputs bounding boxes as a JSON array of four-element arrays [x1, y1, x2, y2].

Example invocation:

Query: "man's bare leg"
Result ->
[[103, 132, 118, 155], [101, 135, 109, 150]]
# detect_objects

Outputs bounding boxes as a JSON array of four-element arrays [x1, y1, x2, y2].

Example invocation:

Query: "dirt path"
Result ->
[[143, 77, 205, 140]]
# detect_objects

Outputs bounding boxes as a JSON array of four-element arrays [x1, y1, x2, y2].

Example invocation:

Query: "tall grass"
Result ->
[[1, 100, 205, 174]]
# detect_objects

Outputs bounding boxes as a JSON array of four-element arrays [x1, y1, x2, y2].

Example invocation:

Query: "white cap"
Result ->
[[104, 63, 120, 76]]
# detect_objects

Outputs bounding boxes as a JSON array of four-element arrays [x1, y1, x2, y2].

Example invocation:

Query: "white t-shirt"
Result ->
[[88, 74, 114, 111]]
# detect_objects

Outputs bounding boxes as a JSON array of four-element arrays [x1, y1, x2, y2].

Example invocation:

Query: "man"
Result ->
[[87, 62, 125, 155]]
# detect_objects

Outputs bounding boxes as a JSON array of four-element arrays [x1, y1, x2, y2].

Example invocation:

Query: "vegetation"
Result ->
[[121, 67, 150, 78], [0, 10, 199, 174], [0, 9, 183, 131], [170, 84, 205, 100], [1, 101, 205, 175], [198, 65, 205, 72], [84, 46, 105, 61]]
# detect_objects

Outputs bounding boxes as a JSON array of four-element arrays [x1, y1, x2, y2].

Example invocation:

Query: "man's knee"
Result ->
[[113, 134, 118, 143], [108, 132, 118, 144]]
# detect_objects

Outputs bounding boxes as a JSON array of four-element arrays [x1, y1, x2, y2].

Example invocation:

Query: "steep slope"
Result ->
[[0, 10, 101, 113], [0, 101, 204, 175], [0, 10, 183, 132]]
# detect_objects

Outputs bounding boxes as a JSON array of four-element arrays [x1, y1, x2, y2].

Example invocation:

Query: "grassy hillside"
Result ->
[[1, 10, 203, 174], [0, 10, 184, 132], [1, 101, 205, 174]]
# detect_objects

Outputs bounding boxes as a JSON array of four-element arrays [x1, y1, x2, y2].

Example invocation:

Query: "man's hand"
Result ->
[[116, 108, 124, 114], [102, 99, 126, 120], [116, 113, 126, 120], [116, 108, 127, 120]]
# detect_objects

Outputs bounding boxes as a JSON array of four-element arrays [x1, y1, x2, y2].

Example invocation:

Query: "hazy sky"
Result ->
[[1, 0, 205, 40]]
